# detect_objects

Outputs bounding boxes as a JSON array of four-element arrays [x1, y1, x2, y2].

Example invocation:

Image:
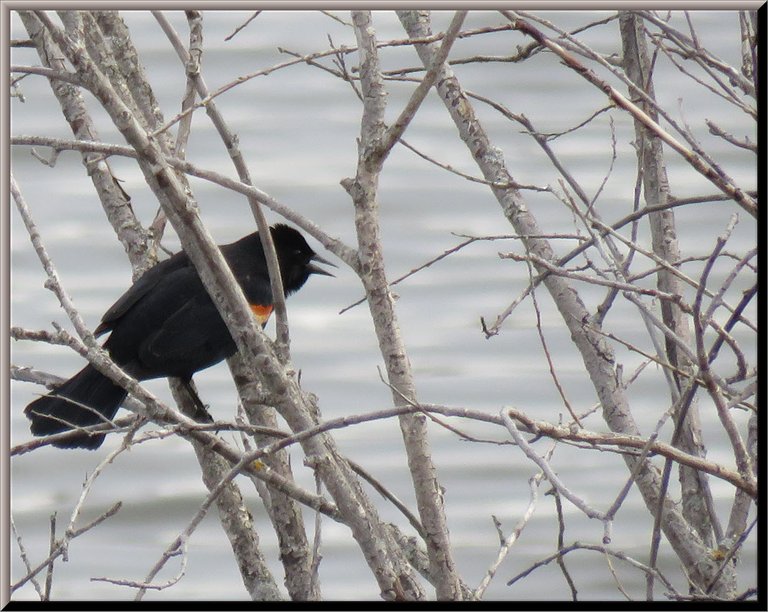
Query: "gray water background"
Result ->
[[9, 10, 757, 601]]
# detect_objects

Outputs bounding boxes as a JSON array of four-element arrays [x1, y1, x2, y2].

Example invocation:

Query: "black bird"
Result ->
[[24, 224, 334, 450]]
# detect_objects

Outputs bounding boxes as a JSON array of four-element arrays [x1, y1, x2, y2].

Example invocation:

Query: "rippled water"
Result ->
[[10, 10, 757, 601]]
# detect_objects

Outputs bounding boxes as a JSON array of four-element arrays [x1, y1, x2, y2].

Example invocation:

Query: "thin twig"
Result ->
[[473, 443, 553, 599], [507, 541, 680, 598], [224, 11, 261, 41], [501, 408, 612, 542], [11, 518, 45, 599], [551, 490, 578, 600]]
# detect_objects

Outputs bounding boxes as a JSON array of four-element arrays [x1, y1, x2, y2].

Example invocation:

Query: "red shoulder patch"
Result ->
[[250, 303, 274, 327]]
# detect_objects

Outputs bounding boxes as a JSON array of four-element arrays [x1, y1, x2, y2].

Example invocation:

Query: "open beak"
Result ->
[[308, 252, 337, 277]]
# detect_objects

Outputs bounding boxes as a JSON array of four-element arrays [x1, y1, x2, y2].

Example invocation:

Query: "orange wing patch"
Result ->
[[250, 303, 274, 327]]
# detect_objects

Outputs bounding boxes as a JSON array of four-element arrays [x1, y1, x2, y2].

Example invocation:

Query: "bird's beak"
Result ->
[[308, 253, 337, 277]]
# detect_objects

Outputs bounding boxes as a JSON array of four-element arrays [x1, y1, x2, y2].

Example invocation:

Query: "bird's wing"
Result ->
[[95, 251, 191, 336], [136, 293, 234, 376]]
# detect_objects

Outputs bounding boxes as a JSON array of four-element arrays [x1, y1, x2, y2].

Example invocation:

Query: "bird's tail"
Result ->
[[24, 364, 128, 450]]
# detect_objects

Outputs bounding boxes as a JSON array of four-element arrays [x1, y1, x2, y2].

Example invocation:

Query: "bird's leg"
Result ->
[[177, 377, 214, 423]]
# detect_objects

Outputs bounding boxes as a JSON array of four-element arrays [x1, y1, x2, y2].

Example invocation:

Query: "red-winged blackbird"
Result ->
[[24, 224, 334, 450]]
